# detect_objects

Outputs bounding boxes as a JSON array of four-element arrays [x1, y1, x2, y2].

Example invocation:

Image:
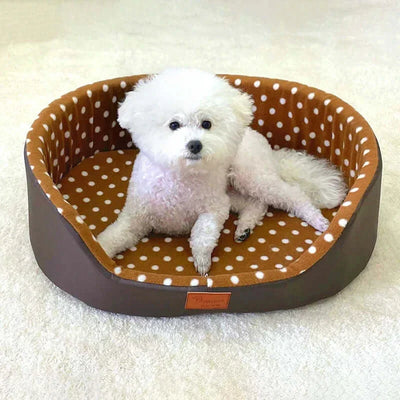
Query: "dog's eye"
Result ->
[[201, 120, 212, 130], [169, 121, 181, 131]]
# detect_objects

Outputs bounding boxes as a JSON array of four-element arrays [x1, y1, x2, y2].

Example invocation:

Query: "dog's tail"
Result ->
[[273, 148, 347, 209]]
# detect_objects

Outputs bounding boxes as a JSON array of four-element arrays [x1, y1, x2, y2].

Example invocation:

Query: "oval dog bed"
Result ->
[[25, 74, 382, 316]]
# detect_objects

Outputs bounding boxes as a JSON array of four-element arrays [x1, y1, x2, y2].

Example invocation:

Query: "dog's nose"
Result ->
[[186, 140, 203, 154]]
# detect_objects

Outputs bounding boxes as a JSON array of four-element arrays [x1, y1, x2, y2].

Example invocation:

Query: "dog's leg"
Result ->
[[249, 178, 330, 232], [97, 196, 151, 259], [229, 191, 266, 242], [190, 205, 229, 276]]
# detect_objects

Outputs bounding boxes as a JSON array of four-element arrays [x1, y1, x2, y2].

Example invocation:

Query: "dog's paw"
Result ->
[[97, 232, 118, 259], [234, 228, 251, 243], [193, 253, 212, 276], [307, 213, 330, 232]]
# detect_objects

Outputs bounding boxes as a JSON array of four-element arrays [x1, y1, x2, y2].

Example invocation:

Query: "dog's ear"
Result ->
[[117, 90, 138, 132], [117, 76, 154, 132], [230, 89, 254, 128]]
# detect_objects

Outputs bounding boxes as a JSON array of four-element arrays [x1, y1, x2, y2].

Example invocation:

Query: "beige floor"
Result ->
[[1, 1, 399, 399]]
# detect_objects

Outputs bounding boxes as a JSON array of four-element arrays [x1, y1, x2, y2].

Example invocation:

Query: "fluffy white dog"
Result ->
[[97, 68, 347, 275]]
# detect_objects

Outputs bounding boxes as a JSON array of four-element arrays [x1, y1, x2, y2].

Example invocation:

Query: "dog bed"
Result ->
[[25, 74, 382, 316]]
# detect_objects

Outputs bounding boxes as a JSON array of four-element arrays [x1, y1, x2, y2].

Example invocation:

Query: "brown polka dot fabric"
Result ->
[[25, 74, 379, 288]]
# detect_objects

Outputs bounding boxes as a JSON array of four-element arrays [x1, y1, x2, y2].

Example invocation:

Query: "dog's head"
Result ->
[[118, 68, 253, 171]]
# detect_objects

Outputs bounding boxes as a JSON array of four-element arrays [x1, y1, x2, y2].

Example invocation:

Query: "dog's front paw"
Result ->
[[192, 252, 212, 276], [307, 213, 330, 232], [97, 231, 118, 259]]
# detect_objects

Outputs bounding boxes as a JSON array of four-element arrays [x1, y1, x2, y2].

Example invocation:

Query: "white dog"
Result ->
[[97, 68, 347, 275]]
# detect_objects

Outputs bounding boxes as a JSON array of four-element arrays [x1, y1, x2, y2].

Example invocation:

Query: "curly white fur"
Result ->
[[97, 67, 347, 276]]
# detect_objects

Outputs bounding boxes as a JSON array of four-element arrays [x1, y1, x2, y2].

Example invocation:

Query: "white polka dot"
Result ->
[[260, 255, 269, 261], [363, 149, 370, 156], [114, 267, 122, 275], [95, 101, 101, 109], [291, 87, 297, 94], [83, 197, 90, 203], [163, 278, 172, 286], [350, 187, 359, 193], [164, 237, 172, 243], [279, 98, 286, 105], [293, 126, 300, 134], [102, 84, 109, 92], [234, 78, 241, 86], [127, 264, 135, 269], [296, 247, 304, 252], [163, 256, 171, 262], [336, 106, 344, 114], [269, 108, 276, 115], [343, 201, 352, 207], [151, 265, 159, 270], [297, 102, 303, 109], [304, 117, 309, 124], [96, 191, 103, 196], [230, 275, 239, 285], [75, 216, 84, 224], [236, 255, 244, 261], [250, 264, 259, 269], [285, 255, 294, 261], [277, 121, 283, 128], [254, 80, 260, 88], [308, 92, 315, 100], [308, 246, 317, 254], [335, 148, 341, 156], [324, 233, 334, 242], [292, 230, 299, 235], [247, 247, 256, 252], [176, 266, 184, 272], [313, 108, 319, 115], [101, 175, 108, 180], [285, 135, 291, 141], [255, 271, 264, 279], [266, 132, 273, 138], [152, 246, 160, 252], [360, 137, 368, 145], [120, 81, 127, 89], [190, 279, 199, 286], [224, 247, 232, 252], [139, 255, 147, 261], [117, 192, 124, 198], [225, 265, 233, 271], [282, 238, 289, 244], [101, 217, 108, 222], [275, 264, 283, 269], [89, 225, 96, 230], [339, 219, 348, 227], [324, 140, 330, 147], [258, 119, 264, 126], [86, 90, 92, 98], [76, 187, 83, 193], [271, 247, 280, 252], [138, 274, 146, 282], [258, 238, 266, 243], [308, 132, 316, 139], [261, 94, 267, 102], [176, 246, 184, 252], [358, 174, 366, 179]]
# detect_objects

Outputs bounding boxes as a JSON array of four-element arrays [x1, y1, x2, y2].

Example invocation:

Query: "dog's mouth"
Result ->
[[185, 154, 202, 161]]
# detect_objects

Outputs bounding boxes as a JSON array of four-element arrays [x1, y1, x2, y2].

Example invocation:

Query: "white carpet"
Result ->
[[1, 1, 399, 398]]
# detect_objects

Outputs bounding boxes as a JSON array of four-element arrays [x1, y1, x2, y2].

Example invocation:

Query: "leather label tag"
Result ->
[[185, 292, 231, 310]]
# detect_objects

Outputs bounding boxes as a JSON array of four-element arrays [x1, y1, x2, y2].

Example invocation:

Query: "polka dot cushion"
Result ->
[[25, 74, 380, 290]]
